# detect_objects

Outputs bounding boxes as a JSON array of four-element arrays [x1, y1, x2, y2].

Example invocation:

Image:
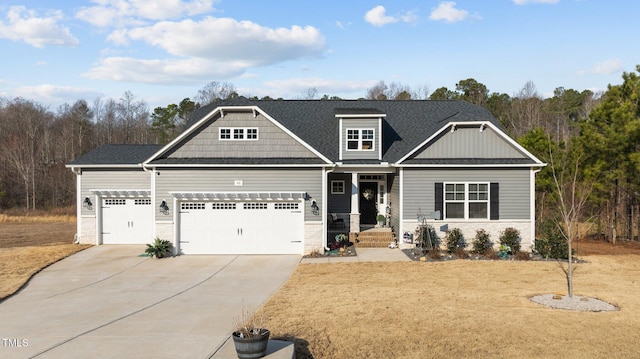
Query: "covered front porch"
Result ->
[[326, 170, 397, 249]]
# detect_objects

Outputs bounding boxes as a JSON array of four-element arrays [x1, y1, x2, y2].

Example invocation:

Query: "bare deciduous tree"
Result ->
[[548, 137, 596, 297], [195, 81, 237, 105]]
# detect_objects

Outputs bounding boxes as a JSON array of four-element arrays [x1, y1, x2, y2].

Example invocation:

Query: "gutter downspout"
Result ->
[[71, 166, 81, 244], [141, 163, 160, 250], [323, 165, 337, 252], [531, 167, 543, 250]]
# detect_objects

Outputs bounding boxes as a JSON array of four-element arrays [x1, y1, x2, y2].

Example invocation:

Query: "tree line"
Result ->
[[1, 69, 639, 243]]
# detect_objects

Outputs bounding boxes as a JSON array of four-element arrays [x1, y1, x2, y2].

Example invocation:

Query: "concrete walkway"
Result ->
[[0, 246, 299, 359]]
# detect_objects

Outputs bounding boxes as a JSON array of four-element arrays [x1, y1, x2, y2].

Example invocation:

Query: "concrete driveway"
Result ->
[[0, 245, 300, 359]]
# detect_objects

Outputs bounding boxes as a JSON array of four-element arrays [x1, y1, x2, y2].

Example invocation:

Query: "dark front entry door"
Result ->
[[359, 182, 377, 225]]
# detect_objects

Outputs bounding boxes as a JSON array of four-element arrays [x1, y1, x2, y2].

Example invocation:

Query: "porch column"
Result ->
[[350, 172, 360, 232]]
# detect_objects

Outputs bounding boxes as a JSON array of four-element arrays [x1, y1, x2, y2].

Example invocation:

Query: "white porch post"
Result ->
[[75, 168, 82, 243], [350, 172, 360, 232]]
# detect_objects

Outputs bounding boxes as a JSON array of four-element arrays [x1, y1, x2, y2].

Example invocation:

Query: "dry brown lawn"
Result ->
[[2, 218, 640, 357], [0, 217, 90, 300], [261, 246, 640, 358]]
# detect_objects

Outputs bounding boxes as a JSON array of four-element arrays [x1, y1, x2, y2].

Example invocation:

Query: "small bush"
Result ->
[[484, 247, 499, 260], [145, 237, 173, 258], [307, 248, 322, 258], [454, 247, 469, 259], [499, 227, 521, 254], [444, 228, 466, 254], [535, 221, 572, 259], [472, 229, 493, 255], [515, 251, 530, 261]]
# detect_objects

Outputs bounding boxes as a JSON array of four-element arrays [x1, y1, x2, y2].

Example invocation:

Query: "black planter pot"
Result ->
[[232, 329, 270, 359]]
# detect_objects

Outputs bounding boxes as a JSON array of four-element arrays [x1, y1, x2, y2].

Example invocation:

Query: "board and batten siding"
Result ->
[[341, 118, 380, 160], [80, 169, 151, 216], [402, 168, 531, 220], [168, 112, 318, 159], [154, 168, 323, 220], [387, 174, 400, 231], [414, 126, 526, 159]]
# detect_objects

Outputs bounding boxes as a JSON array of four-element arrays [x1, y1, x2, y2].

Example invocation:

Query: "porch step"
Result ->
[[351, 228, 395, 248]]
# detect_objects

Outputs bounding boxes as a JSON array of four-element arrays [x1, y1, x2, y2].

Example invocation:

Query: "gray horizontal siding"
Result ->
[[155, 168, 323, 220], [80, 169, 151, 216], [341, 118, 380, 160], [415, 126, 525, 159], [170, 112, 317, 158], [402, 168, 530, 220]]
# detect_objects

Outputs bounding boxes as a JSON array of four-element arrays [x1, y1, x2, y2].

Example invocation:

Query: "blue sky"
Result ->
[[1, 0, 638, 109]]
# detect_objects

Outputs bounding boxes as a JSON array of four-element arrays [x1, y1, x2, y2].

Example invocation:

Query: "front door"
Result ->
[[359, 182, 378, 225]]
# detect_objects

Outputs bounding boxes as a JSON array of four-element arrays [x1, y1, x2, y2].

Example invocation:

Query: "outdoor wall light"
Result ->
[[160, 200, 169, 214], [83, 197, 93, 210], [311, 199, 319, 215]]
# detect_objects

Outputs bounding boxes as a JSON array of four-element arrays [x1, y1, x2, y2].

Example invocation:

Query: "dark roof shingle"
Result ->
[[68, 144, 164, 166], [187, 98, 501, 163]]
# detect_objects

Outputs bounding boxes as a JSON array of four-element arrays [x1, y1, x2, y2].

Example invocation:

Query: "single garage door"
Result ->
[[102, 198, 153, 244], [179, 200, 303, 254]]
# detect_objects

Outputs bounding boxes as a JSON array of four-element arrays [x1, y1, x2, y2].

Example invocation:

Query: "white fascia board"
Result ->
[[397, 163, 546, 168], [143, 105, 332, 167], [65, 164, 144, 169], [396, 122, 452, 164], [143, 106, 223, 166], [334, 165, 396, 173], [478, 122, 546, 166], [147, 163, 333, 168], [396, 121, 547, 166], [255, 106, 332, 164], [334, 114, 387, 118]]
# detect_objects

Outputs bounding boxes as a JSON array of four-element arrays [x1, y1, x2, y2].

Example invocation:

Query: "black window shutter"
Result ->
[[434, 182, 443, 220], [490, 182, 499, 220]]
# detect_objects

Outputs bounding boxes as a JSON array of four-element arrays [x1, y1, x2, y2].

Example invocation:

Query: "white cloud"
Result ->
[[10, 84, 103, 106], [0, 6, 79, 48], [83, 56, 246, 84], [365, 6, 399, 27], [76, 0, 216, 27], [590, 59, 624, 75], [81, 3, 327, 85], [429, 2, 469, 23], [512, 0, 559, 4], [364, 5, 419, 27], [120, 17, 325, 65], [401, 10, 419, 24], [262, 77, 377, 96]]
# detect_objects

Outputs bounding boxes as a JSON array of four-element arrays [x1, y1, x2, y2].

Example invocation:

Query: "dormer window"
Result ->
[[220, 127, 259, 141], [347, 129, 375, 151]]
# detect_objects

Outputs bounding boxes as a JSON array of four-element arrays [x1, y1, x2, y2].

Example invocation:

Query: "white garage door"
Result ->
[[179, 201, 303, 254], [102, 198, 153, 244]]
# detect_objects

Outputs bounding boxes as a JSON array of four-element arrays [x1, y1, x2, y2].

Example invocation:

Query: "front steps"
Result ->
[[351, 228, 395, 248]]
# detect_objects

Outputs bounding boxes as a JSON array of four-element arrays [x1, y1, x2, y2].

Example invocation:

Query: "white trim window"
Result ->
[[444, 182, 489, 219], [331, 180, 345, 194], [219, 127, 259, 141], [346, 129, 374, 151]]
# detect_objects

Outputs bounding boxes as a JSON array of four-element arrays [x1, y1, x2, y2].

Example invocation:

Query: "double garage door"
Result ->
[[179, 201, 304, 254]]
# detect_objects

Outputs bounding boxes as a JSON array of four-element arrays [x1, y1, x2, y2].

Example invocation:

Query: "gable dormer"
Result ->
[[335, 108, 385, 161]]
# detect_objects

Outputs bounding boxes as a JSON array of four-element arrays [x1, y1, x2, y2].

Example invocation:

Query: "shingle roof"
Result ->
[[71, 99, 521, 167], [68, 144, 164, 166], [187, 98, 501, 163], [150, 157, 327, 165]]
